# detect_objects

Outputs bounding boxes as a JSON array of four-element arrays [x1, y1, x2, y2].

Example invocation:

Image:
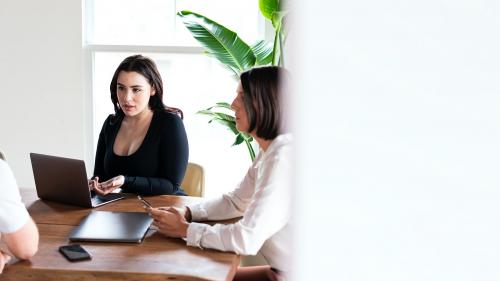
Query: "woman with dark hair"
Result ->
[[148, 66, 292, 281], [89, 54, 188, 196]]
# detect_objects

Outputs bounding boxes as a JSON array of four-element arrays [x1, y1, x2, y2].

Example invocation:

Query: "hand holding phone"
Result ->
[[137, 195, 153, 208], [59, 244, 92, 262]]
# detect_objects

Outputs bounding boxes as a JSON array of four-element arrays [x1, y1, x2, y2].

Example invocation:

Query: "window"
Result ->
[[85, 0, 263, 197]]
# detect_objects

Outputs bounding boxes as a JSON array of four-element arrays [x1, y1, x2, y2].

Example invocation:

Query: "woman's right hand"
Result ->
[[157, 206, 191, 222], [149, 207, 190, 238]]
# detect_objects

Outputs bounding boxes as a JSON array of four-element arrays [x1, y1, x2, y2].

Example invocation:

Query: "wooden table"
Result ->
[[1, 190, 240, 281]]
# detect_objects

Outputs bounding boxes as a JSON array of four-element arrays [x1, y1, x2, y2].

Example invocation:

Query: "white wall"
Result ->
[[0, 0, 85, 188], [294, 1, 500, 280]]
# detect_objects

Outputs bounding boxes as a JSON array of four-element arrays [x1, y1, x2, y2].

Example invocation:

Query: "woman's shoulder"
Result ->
[[156, 110, 183, 127], [97, 114, 122, 136], [154, 110, 186, 140], [0, 160, 17, 191], [102, 114, 122, 128], [261, 134, 293, 163], [103, 114, 113, 123]]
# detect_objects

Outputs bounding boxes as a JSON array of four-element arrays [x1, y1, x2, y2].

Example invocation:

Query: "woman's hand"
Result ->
[[88, 177, 100, 191], [93, 175, 124, 196], [156, 206, 191, 222], [0, 250, 11, 274], [149, 207, 189, 238]]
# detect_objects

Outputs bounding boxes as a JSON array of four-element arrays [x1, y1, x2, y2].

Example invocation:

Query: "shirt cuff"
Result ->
[[188, 203, 208, 221], [186, 222, 208, 248]]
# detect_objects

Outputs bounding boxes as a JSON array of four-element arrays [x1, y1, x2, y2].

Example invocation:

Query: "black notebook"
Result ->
[[69, 211, 153, 243]]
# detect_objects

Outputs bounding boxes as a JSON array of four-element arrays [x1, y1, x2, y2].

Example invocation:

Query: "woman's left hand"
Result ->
[[149, 207, 189, 238], [94, 175, 124, 195]]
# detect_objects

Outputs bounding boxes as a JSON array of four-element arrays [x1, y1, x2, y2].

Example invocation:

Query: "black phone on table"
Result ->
[[58, 244, 92, 262]]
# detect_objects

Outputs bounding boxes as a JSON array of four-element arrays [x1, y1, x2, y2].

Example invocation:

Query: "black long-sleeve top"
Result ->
[[93, 111, 188, 196]]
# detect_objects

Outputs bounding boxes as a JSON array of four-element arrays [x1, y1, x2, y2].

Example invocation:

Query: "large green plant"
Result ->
[[177, 0, 287, 161]]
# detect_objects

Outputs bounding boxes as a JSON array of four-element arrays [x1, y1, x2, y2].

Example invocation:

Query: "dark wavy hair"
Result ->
[[110, 54, 183, 119], [240, 66, 287, 140]]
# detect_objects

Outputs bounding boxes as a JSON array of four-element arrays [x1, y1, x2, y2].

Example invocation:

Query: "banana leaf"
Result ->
[[259, 0, 279, 24], [213, 102, 232, 110], [251, 40, 273, 65], [177, 11, 256, 75], [233, 133, 245, 146], [211, 118, 239, 135], [198, 110, 234, 122], [197, 106, 255, 160]]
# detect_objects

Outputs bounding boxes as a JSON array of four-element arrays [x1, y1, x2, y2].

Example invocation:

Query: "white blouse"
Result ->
[[186, 134, 292, 272], [0, 160, 30, 233]]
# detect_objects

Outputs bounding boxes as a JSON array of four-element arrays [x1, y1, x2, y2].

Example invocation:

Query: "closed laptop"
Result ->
[[69, 211, 153, 243]]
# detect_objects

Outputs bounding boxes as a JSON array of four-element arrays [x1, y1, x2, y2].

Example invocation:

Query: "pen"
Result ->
[[137, 195, 153, 208]]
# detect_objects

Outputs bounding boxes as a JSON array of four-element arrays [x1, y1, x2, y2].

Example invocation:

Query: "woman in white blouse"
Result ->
[[149, 66, 291, 281]]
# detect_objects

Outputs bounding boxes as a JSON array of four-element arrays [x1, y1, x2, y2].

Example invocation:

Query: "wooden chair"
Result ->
[[181, 162, 205, 197]]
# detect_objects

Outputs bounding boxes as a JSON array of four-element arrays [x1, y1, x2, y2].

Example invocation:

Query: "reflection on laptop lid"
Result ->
[[69, 211, 153, 243], [30, 153, 125, 208]]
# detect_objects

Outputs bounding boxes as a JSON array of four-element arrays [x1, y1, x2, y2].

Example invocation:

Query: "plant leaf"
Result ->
[[242, 133, 253, 142], [214, 102, 232, 110], [197, 109, 234, 121], [205, 103, 233, 112], [232, 133, 245, 146], [213, 118, 239, 134], [197, 109, 218, 116], [259, 0, 279, 22], [213, 112, 235, 122], [177, 11, 256, 75], [251, 40, 273, 65]]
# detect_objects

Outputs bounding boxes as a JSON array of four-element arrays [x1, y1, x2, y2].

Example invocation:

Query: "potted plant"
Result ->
[[177, 0, 288, 161]]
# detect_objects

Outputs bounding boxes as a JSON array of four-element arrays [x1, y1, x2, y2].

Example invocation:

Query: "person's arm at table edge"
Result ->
[[3, 217, 39, 260]]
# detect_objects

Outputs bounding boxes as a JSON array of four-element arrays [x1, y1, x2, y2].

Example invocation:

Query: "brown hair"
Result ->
[[240, 66, 287, 140], [109, 54, 183, 119]]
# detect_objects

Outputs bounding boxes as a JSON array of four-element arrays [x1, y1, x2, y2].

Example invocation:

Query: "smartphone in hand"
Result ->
[[59, 244, 92, 262], [137, 195, 153, 208]]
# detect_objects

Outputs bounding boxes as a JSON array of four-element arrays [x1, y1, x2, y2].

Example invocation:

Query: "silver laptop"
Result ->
[[30, 153, 125, 208], [69, 211, 153, 243]]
